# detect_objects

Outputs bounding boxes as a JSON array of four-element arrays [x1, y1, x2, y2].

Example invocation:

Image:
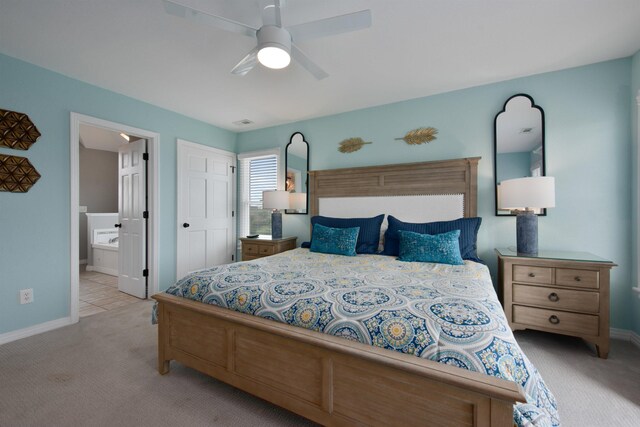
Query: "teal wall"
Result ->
[[631, 49, 640, 335], [0, 54, 236, 334], [238, 58, 634, 330]]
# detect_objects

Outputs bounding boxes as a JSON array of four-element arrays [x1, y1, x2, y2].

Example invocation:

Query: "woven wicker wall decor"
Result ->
[[338, 137, 372, 153], [395, 127, 438, 145], [0, 108, 41, 150], [0, 154, 41, 192]]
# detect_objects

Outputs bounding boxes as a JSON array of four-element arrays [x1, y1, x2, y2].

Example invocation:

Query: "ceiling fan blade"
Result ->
[[231, 47, 259, 76], [287, 9, 371, 43], [291, 45, 328, 80], [163, 0, 257, 38]]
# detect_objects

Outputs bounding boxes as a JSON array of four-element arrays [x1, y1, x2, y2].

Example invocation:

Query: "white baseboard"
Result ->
[[86, 265, 118, 276], [79, 259, 87, 265], [0, 316, 74, 346], [610, 327, 640, 350]]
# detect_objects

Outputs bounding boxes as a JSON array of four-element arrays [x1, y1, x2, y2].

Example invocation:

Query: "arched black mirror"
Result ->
[[494, 94, 546, 216], [285, 132, 309, 214]]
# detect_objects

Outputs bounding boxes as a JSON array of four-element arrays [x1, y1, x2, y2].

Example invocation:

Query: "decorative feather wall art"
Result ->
[[338, 137, 372, 153], [0, 108, 41, 150], [395, 127, 438, 145], [0, 154, 41, 193]]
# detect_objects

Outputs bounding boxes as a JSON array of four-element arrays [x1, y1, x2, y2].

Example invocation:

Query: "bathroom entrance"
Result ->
[[71, 116, 157, 318], [75, 121, 151, 318]]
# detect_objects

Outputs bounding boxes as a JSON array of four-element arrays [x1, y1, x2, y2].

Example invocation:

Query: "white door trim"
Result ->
[[70, 113, 160, 323], [176, 139, 237, 281]]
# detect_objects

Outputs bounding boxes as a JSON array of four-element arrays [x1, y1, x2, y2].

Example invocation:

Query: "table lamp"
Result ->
[[498, 176, 555, 255], [262, 190, 289, 239]]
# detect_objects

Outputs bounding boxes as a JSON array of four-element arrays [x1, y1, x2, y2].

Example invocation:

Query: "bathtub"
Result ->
[[87, 228, 119, 276]]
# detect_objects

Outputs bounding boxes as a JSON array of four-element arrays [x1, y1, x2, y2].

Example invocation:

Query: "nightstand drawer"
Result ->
[[513, 265, 553, 284], [556, 268, 599, 289], [243, 243, 259, 255], [512, 284, 599, 313], [513, 305, 599, 336], [259, 245, 275, 255], [240, 237, 297, 261]]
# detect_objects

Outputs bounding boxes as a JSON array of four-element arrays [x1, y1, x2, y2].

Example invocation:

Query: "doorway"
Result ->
[[70, 113, 159, 323]]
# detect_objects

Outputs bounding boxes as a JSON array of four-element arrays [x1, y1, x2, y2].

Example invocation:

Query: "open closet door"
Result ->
[[117, 139, 147, 298]]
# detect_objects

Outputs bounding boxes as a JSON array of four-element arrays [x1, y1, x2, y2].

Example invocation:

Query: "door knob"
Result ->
[[114, 223, 122, 228], [183, 223, 190, 228]]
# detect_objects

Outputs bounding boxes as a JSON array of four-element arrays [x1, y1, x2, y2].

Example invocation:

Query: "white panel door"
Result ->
[[118, 139, 146, 298], [177, 141, 236, 279]]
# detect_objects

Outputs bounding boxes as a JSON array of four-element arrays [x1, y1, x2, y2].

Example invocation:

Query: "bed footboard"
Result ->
[[153, 293, 524, 426]]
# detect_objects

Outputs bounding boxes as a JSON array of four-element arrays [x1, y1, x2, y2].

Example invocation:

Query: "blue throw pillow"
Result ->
[[382, 215, 482, 262], [397, 230, 464, 265], [310, 224, 359, 256], [310, 214, 384, 254]]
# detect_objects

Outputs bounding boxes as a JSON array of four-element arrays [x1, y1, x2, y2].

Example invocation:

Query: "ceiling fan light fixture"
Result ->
[[256, 25, 291, 69], [258, 46, 290, 69]]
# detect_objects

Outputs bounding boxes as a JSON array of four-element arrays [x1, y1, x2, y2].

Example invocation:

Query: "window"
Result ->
[[238, 149, 280, 238]]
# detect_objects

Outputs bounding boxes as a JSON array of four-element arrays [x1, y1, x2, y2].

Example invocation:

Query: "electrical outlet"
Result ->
[[19, 288, 34, 305]]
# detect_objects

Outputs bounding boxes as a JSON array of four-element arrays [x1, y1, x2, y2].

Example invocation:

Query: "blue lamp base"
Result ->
[[271, 210, 282, 239], [516, 210, 538, 255]]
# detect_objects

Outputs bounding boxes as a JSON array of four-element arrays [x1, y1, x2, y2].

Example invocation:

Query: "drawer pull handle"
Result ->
[[574, 276, 581, 282], [548, 315, 560, 325], [528, 273, 536, 278], [548, 293, 559, 302]]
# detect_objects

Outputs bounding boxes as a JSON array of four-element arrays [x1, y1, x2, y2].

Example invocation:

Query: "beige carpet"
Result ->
[[0, 300, 638, 426]]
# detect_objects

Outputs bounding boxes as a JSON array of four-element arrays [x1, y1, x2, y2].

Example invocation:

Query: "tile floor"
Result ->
[[79, 267, 141, 317]]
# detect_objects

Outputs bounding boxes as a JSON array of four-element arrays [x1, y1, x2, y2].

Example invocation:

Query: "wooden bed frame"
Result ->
[[153, 157, 526, 426]]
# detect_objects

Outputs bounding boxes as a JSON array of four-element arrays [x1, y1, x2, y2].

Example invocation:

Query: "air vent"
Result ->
[[233, 119, 254, 126]]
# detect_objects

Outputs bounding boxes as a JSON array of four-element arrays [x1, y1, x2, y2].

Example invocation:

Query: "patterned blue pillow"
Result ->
[[397, 229, 464, 265], [382, 215, 482, 263], [310, 214, 384, 254], [310, 224, 360, 256]]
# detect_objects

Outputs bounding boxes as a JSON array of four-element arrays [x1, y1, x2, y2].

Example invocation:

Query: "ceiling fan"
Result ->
[[163, 0, 372, 79]]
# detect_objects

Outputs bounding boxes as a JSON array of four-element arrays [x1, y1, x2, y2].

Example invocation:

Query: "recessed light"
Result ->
[[520, 128, 534, 134], [233, 119, 254, 126], [120, 133, 130, 142]]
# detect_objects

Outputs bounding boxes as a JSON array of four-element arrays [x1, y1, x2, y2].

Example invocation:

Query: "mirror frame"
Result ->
[[494, 93, 546, 216], [284, 132, 309, 215]]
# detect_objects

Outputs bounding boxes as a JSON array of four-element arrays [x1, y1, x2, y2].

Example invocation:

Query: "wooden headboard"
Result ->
[[308, 157, 480, 218]]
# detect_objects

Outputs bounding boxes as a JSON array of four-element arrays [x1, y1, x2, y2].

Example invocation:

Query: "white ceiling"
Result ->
[[80, 124, 131, 152], [1, 0, 639, 132]]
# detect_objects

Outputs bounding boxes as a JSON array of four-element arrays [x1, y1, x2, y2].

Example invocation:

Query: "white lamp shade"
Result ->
[[498, 176, 555, 210], [289, 192, 306, 210], [263, 190, 290, 210]]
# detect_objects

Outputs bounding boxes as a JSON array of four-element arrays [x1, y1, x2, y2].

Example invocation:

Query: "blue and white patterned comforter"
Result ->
[[161, 248, 559, 426]]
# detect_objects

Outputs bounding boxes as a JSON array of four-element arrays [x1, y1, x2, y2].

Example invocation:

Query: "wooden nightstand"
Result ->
[[496, 248, 616, 359], [240, 236, 297, 261]]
